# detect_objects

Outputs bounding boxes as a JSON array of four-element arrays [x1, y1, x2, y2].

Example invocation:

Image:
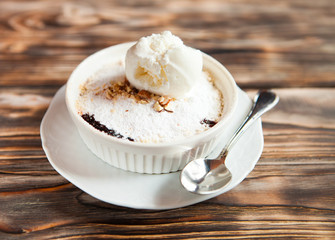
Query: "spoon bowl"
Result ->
[[181, 158, 232, 194], [180, 90, 279, 194]]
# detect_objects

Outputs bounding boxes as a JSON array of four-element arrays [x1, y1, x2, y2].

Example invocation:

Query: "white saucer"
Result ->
[[40, 86, 263, 210]]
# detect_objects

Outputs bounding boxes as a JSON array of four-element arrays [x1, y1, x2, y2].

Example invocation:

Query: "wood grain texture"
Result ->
[[1, 0, 334, 88], [0, 0, 334, 239]]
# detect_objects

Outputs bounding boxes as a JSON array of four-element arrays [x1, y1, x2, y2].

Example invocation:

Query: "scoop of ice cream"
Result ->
[[125, 31, 203, 98]]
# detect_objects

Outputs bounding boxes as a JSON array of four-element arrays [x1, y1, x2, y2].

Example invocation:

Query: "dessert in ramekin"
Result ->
[[65, 32, 238, 174]]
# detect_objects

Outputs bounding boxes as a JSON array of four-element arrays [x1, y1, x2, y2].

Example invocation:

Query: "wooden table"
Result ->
[[1, 0, 334, 239]]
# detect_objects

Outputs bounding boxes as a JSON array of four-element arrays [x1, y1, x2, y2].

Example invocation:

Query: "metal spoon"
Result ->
[[180, 90, 279, 194]]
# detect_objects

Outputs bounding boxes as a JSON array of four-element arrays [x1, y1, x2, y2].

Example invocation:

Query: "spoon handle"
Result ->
[[219, 90, 279, 159]]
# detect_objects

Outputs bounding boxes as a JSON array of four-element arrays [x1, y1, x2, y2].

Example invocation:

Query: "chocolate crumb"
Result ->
[[200, 119, 217, 128], [81, 113, 135, 142]]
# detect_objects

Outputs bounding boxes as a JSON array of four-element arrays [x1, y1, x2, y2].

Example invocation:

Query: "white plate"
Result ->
[[40, 86, 263, 210]]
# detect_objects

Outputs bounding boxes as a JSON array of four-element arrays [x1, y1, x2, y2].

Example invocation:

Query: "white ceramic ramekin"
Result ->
[[65, 42, 238, 174]]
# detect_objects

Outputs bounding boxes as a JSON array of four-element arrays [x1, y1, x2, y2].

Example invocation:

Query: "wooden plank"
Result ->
[[0, 0, 334, 88]]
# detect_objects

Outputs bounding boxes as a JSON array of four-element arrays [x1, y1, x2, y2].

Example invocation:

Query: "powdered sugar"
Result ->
[[76, 60, 223, 143]]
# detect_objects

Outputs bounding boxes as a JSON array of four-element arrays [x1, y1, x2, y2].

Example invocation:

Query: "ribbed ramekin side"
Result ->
[[76, 125, 220, 174]]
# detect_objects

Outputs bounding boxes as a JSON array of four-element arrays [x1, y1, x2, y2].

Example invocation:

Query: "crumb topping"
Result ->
[[81, 79, 177, 113], [76, 63, 223, 143]]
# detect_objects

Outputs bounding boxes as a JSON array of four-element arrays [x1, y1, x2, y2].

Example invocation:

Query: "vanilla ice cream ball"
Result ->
[[125, 31, 203, 98]]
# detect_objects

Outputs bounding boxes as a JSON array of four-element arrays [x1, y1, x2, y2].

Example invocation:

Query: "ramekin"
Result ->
[[65, 42, 238, 174]]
